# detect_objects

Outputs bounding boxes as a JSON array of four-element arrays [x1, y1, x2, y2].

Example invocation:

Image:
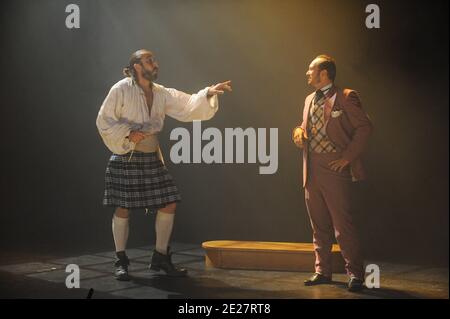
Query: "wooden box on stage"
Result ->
[[202, 240, 345, 273]]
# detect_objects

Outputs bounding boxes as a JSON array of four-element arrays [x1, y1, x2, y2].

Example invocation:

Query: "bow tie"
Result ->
[[314, 89, 325, 104]]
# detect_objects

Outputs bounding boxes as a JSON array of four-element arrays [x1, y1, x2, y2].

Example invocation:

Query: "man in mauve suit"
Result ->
[[292, 55, 373, 292]]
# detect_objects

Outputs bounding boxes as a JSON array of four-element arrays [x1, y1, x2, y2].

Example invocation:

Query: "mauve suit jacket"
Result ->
[[294, 87, 373, 187]]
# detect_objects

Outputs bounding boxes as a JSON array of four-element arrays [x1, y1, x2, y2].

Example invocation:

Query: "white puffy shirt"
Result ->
[[96, 77, 219, 154]]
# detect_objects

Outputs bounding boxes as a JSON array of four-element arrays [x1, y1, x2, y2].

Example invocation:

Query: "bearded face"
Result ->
[[135, 52, 159, 82], [141, 64, 158, 81]]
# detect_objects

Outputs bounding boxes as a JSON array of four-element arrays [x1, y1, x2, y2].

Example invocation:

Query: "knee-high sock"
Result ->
[[112, 215, 129, 252], [155, 211, 174, 255]]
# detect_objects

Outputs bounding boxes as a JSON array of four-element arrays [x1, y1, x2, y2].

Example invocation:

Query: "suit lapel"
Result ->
[[302, 93, 315, 131], [324, 99, 333, 123], [324, 86, 338, 125]]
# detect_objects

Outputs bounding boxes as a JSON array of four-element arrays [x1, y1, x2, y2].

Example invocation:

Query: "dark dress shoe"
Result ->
[[348, 277, 364, 292], [150, 248, 188, 277], [114, 252, 131, 281], [304, 273, 332, 286]]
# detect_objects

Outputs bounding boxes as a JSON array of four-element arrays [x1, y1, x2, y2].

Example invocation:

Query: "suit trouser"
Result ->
[[305, 151, 364, 279]]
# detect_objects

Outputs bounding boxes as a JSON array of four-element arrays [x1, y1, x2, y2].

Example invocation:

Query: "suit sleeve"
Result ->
[[341, 91, 373, 162]]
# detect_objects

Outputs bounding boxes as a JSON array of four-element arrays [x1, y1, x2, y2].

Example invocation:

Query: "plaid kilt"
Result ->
[[103, 151, 181, 210]]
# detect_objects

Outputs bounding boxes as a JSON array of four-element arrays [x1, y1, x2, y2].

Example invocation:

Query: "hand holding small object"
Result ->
[[127, 130, 146, 162], [293, 127, 308, 148], [128, 131, 146, 144]]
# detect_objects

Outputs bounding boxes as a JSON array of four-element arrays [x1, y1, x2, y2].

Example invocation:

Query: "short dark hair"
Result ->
[[316, 54, 336, 81]]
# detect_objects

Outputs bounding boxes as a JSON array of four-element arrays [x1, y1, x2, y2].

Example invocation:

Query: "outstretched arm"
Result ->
[[164, 80, 232, 122], [207, 80, 232, 96]]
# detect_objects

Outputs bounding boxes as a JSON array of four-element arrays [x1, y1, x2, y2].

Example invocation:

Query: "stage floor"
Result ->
[[0, 242, 448, 299]]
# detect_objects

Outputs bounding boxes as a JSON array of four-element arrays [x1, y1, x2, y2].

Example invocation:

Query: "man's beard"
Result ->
[[142, 68, 158, 81]]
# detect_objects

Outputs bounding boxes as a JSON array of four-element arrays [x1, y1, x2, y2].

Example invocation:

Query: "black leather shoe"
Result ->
[[304, 273, 332, 286], [150, 248, 188, 277], [114, 252, 130, 281], [348, 277, 364, 292]]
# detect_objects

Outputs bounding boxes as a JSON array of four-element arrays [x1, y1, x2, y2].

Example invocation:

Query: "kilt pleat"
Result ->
[[103, 151, 181, 210]]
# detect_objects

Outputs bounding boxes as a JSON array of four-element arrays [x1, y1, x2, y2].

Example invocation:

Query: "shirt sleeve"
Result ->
[[163, 86, 219, 122], [96, 85, 134, 154]]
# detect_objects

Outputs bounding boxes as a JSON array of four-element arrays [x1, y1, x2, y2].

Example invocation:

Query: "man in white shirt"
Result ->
[[97, 49, 232, 280]]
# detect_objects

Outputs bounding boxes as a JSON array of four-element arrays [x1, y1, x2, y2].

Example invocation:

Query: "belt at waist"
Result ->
[[134, 134, 160, 153]]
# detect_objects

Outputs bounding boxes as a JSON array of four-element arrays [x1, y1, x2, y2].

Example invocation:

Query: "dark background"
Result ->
[[0, 0, 448, 266]]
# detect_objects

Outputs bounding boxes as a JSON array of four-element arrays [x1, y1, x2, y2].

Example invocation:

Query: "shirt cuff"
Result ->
[[123, 129, 133, 151], [202, 87, 218, 109]]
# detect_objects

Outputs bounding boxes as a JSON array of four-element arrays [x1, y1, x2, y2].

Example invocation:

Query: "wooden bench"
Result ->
[[202, 240, 345, 272]]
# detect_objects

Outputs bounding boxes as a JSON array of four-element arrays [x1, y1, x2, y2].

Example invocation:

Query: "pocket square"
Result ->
[[331, 110, 343, 118]]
